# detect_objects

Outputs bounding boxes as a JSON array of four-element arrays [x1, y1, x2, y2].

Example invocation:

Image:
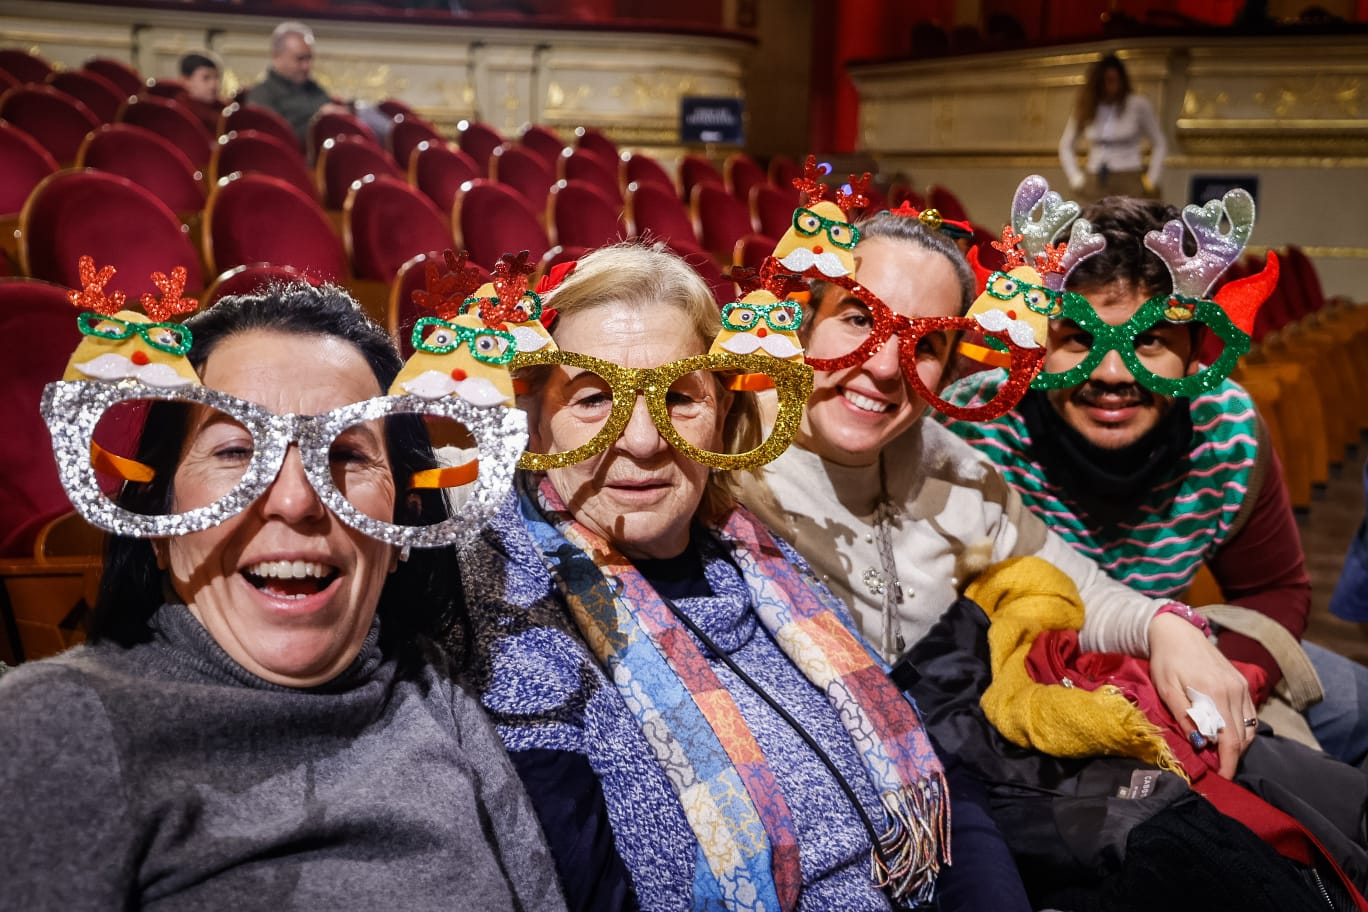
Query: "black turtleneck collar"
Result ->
[[1018, 388, 1193, 526]]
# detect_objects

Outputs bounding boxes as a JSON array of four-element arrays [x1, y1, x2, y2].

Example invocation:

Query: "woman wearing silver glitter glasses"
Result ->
[[0, 282, 564, 910]]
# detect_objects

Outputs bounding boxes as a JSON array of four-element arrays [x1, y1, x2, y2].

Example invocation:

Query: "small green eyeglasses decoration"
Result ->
[[791, 207, 860, 250], [984, 271, 1081, 320], [78, 312, 193, 357], [463, 289, 545, 325], [1030, 293, 1250, 398], [411, 316, 516, 365], [721, 299, 804, 333]]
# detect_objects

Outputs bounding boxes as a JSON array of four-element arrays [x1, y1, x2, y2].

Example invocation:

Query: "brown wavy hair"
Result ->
[[1074, 53, 1132, 129]]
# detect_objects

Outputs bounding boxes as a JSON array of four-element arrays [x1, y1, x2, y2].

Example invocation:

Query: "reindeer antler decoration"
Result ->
[[68, 256, 126, 315], [1002, 175, 1106, 290], [792, 155, 829, 205], [477, 251, 537, 329], [1144, 189, 1256, 301], [835, 172, 872, 220], [140, 268, 198, 322], [412, 249, 484, 321]]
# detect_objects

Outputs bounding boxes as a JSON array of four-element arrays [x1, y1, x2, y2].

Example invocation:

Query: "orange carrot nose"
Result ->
[[757, 327, 768, 337], [131, 350, 150, 366], [450, 368, 467, 381], [813, 245, 824, 254]]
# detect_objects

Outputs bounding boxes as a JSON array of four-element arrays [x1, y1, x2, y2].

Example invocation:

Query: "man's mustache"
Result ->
[[1071, 381, 1153, 409]]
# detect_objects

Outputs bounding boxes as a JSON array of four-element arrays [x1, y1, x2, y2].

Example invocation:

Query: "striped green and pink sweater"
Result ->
[[938, 371, 1258, 599]]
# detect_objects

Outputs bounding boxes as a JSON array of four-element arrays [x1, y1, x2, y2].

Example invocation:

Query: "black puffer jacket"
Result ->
[[895, 596, 1354, 912]]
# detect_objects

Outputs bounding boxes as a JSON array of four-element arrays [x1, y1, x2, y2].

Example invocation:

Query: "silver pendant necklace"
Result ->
[[862, 455, 907, 658]]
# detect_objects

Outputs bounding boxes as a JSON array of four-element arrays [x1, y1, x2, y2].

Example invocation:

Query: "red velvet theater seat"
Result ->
[[548, 179, 625, 250], [19, 169, 203, 300], [117, 95, 214, 169], [0, 84, 100, 165], [409, 141, 481, 215], [451, 179, 550, 272], [77, 123, 206, 214], [0, 278, 81, 559], [220, 102, 301, 151], [203, 171, 346, 283], [210, 129, 318, 201], [344, 175, 452, 283], [316, 134, 402, 210], [0, 121, 58, 216]]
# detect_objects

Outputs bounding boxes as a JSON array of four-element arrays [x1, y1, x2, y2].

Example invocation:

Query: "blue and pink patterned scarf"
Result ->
[[523, 476, 949, 909]]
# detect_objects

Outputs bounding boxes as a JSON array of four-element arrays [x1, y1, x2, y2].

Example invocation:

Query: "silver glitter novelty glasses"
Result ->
[[41, 380, 528, 548]]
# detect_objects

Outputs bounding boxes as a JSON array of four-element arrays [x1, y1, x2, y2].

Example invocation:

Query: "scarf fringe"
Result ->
[[871, 772, 951, 905], [1104, 689, 1189, 782]]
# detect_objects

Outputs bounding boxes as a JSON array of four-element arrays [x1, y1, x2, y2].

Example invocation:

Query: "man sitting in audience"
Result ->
[[941, 194, 1368, 765], [245, 21, 352, 144]]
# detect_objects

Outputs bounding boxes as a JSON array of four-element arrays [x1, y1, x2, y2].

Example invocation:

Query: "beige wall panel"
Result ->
[[0, 14, 134, 70], [538, 40, 744, 144], [851, 37, 1368, 299]]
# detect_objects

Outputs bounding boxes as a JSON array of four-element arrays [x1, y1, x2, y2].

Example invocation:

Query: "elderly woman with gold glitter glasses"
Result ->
[[451, 241, 1032, 912]]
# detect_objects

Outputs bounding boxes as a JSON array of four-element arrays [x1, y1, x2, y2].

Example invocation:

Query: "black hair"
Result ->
[[89, 283, 466, 657], [1067, 195, 1182, 297], [178, 52, 220, 79]]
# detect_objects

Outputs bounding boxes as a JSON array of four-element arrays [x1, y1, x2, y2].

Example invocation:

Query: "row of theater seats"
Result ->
[[1227, 248, 1368, 510], [0, 47, 986, 304], [0, 49, 1072, 666], [1182, 247, 1368, 606]]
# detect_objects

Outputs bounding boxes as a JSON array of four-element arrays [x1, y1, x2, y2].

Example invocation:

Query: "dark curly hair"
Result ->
[[1065, 195, 1182, 296], [89, 283, 465, 653]]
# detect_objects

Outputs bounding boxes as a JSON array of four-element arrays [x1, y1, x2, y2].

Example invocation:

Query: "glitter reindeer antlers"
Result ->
[[1144, 188, 1256, 301], [68, 256, 126, 314], [412, 249, 485, 321], [140, 267, 198, 322], [1144, 188, 1275, 335], [994, 174, 1106, 291], [476, 251, 538, 329], [792, 155, 872, 219]]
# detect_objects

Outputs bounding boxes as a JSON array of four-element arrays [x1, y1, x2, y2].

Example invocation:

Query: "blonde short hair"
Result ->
[[538, 242, 758, 520]]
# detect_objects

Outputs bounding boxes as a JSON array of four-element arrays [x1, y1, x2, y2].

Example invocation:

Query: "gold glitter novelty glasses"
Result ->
[[513, 350, 813, 471]]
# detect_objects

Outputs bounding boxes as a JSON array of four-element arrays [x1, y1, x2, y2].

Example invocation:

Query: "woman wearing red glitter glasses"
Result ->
[[739, 207, 1255, 780]]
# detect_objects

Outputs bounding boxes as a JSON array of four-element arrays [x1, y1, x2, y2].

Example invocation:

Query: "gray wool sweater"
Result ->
[[0, 603, 567, 912]]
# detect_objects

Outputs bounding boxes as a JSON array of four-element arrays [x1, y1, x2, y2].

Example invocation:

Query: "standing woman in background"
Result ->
[[1058, 53, 1167, 201]]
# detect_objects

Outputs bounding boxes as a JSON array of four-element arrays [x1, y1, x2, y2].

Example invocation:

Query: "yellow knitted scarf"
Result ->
[[965, 556, 1185, 779]]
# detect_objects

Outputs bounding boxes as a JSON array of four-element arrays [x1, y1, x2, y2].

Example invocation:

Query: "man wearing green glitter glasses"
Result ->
[[942, 193, 1368, 766]]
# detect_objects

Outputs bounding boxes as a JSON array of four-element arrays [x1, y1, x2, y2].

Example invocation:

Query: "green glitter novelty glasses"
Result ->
[[792, 207, 860, 250], [1030, 293, 1251, 398], [721, 299, 804, 333], [514, 349, 813, 471], [78, 312, 193, 357], [984, 271, 1082, 320], [411, 317, 517, 365]]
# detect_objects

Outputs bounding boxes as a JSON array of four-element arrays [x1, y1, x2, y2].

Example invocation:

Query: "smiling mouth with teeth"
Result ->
[[242, 560, 340, 599], [842, 389, 894, 414]]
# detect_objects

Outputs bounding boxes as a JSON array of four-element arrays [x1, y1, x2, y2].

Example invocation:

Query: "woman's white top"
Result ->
[[1058, 93, 1167, 190], [739, 420, 1165, 664]]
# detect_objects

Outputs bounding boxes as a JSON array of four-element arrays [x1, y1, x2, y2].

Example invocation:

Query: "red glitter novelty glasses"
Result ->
[[803, 274, 1045, 422]]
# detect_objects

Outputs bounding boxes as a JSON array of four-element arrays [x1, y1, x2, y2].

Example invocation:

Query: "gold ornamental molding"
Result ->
[[1177, 120, 1368, 157]]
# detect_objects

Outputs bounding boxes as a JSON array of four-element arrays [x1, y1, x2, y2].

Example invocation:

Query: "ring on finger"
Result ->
[[1243, 716, 1258, 728]]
